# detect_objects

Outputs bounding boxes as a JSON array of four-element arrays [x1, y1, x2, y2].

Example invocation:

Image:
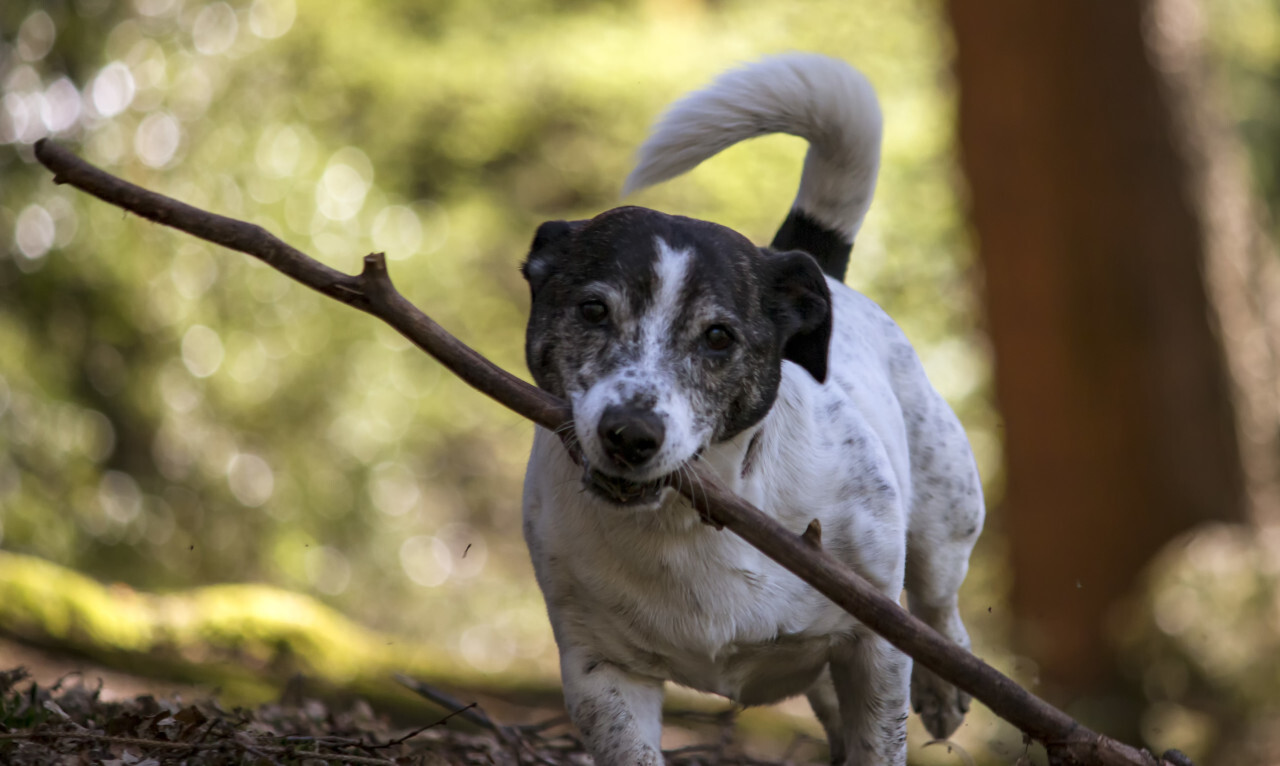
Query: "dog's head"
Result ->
[[523, 206, 831, 508]]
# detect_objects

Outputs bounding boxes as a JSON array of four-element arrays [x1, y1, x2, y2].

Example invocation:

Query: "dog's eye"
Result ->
[[704, 325, 734, 352], [579, 300, 609, 325]]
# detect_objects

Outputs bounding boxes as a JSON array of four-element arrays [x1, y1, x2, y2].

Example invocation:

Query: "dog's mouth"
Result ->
[[583, 467, 669, 508], [580, 448, 704, 509]]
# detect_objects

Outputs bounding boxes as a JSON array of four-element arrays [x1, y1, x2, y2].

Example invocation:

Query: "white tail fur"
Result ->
[[623, 53, 883, 244]]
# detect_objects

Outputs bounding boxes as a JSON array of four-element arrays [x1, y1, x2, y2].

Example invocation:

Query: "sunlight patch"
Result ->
[[135, 111, 181, 168], [250, 0, 296, 40], [227, 452, 275, 507], [15, 204, 55, 260], [91, 61, 135, 117], [400, 535, 453, 587], [181, 324, 224, 378], [193, 3, 238, 56]]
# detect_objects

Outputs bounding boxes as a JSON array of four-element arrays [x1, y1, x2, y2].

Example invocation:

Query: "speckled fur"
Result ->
[[520, 54, 983, 766]]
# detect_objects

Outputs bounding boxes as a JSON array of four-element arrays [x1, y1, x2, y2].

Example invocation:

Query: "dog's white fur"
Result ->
[[623, 52, 883, 242], [523, 54, 983, 765]]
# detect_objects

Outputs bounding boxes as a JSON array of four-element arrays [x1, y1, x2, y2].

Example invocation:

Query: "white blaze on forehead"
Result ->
[[569, 236, 705, 480], [645, 237, 693, 353]]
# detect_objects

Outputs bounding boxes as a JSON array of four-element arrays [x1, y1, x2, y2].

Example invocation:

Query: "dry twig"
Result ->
[[33, 138, 1188, 766]]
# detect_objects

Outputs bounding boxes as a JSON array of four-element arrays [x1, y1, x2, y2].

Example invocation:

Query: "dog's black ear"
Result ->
[[522, 220, 580, 296], [762, 248, 833, 383]]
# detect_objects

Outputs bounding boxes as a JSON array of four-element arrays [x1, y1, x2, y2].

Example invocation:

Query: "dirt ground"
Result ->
[[0, 637, 207, 703], [0, 636, 827, 765]]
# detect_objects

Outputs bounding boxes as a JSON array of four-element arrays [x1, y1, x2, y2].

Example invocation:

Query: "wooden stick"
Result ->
[[33, 138, 1184, 766]]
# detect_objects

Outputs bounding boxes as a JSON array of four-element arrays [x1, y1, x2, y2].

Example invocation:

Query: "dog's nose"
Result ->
[[597, 405, 665, 469]]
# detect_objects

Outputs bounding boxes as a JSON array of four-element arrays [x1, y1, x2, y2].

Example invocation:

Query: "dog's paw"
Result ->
[[911, 664, 970, 740]]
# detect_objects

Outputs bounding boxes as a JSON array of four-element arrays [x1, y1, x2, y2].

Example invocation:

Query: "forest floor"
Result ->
[[0, 637, 828, 765]]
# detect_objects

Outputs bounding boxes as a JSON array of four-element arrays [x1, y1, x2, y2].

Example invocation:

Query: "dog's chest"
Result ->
[[640, 619, 836, 705], [527, 470, 851, 703], [582, 541, 841, 702]]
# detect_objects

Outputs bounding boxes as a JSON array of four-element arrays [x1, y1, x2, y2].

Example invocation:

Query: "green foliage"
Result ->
[[0, 550, 550, 708], [0, 0, 985, 664], [0, 0, 1016, 747], [34, 0, 1280, 761]]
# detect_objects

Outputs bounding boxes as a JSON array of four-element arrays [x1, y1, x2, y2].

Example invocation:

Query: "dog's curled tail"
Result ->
[[622, 53, 882, 281]]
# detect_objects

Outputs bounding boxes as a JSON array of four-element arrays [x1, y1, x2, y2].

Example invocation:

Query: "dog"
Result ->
[[519, 53, 984, 766]]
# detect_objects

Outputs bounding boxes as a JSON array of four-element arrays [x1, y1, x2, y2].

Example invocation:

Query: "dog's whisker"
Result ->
[[673, 462, 704, 518], [688, 465, 709, 518]]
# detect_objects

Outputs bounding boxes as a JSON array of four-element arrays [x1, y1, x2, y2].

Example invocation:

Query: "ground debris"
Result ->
[[0, 667, 805, 765]]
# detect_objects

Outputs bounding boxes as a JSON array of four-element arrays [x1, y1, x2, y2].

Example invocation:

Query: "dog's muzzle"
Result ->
[[572, 404, 682, 507], [581, 404, 669, 507]]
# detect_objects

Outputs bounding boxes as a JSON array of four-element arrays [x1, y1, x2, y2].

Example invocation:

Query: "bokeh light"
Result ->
[[316, 146, 373, 222], [369, 461, 421, 518], [192, 3, 239, 56], [91, 61, 135, 118], [134, 111, 181, 167], [181, 324, 225, 378], [459, 621, 517, 673], [227, 452, 275, 507], [134, 0, 180, 19], [371, 205, 423, 260], [249, 0, 297, 40], [15, 204, 55, 260], [399, 535, 453, 588], [40, 77, 81, 133], [98, 470, 142, 526], [17, 10, 56, 63]]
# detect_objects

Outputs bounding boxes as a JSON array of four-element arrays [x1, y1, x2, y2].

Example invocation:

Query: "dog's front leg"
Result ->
[[561, 646, 665, 766], [830, 634, 910, 766]]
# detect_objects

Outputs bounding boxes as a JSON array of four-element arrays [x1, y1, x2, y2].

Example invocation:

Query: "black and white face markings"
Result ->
[[522, 206, 832, 507]]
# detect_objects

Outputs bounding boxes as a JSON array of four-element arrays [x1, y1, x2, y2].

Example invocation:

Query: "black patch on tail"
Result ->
[[771, 209, 853, 280]]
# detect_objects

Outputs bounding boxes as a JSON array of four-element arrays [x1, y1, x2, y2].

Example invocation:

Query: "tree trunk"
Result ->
[[948, 0, 1280, 697]]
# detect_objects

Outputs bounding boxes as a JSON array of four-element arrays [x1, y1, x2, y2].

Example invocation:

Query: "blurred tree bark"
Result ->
[[948, 0, 1280, 699]]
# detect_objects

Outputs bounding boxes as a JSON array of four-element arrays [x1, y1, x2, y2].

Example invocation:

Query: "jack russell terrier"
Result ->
[[519, 53, 984, 766]]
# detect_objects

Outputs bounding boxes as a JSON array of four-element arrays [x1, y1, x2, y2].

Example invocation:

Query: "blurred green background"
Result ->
[[1, 0, 1279, 763]]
